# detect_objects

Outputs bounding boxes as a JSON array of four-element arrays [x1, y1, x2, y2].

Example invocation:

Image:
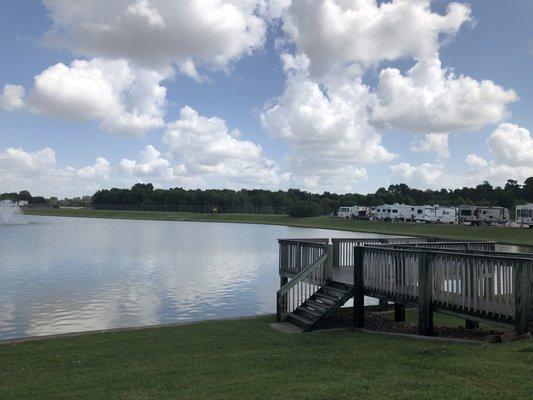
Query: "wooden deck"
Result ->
[[277, 238, 532, 334]]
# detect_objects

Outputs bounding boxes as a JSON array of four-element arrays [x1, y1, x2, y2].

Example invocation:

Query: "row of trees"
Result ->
[[0, 191, 90, 207], [89, 179, 533, 215], [4, 178, 533, 216]]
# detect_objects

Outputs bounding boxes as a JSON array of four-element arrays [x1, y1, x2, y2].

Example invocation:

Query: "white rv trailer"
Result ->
[[415, 205, 456, 224], [374, 203, 414, 222], [337, 206, 372, 219], [337, 206, 356, 218], [516, 204, 533, 227], [458, 205, 510, 225]]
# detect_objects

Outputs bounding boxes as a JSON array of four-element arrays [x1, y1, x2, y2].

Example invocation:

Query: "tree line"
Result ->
[[3, 178, 533, 216]]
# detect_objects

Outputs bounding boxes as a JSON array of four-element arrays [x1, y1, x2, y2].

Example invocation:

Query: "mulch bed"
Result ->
[[317, 307, 507, 342]]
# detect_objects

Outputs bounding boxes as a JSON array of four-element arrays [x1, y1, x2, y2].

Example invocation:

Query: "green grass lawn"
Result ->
[[1, 315, 531, 399], [24, 207, 533, 246]]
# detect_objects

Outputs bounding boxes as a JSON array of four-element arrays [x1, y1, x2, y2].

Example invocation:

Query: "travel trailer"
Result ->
[[414, 205, 456, 224], [516, 204, 533, 227], [374, 203, 413, 222], [337, 206, 358, 219], [458, 205, 509, 225], [337, 206, 371, 219]]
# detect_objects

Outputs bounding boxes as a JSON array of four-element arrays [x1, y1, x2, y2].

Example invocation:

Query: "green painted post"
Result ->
[[353, 246, 365, 328], [514, 260, 532, 334], [418, 252, 433, 336]]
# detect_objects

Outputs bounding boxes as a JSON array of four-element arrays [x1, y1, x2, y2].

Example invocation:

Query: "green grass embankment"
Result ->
[[24, 207, 533, 246], [1, 314, 532, 399]]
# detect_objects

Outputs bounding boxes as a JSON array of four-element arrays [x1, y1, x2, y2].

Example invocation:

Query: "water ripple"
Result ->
[[1, 215, 396, 340]]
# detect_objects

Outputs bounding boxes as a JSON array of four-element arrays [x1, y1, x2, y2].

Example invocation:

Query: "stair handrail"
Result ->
[[277, 252, 328, 297], [276, 248, 328, 321]]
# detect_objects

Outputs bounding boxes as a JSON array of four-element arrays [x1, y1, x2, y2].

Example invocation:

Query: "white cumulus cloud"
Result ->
[[0, 147, 111, 197], [0, 84, 25, 111], [17, 58, 168, 136], [370, 58, 518, 133], [281, 0, 471, 78], [411, 133, 450, 159], [461, 123, 533, 186], [261, 65, 394, 192], [389, 162, 445, 189], [42, 0, 267, 72], [159, 106, 288, 188], [120, 145, 178, 181], [487, 123, 533, 167]]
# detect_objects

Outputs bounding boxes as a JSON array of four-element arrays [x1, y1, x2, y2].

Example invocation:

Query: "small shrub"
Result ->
[[288, 201, 321, 217]]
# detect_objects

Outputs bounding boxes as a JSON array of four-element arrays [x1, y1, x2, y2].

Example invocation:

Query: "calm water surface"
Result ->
[[0, 215, 398, 340]]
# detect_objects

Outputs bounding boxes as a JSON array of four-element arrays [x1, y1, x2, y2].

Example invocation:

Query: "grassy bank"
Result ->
[[1, 314, 532, 399], [24, 207, 533, 246]]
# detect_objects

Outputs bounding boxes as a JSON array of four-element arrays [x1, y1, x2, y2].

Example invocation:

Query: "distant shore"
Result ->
[[23, 207, 533, 246]]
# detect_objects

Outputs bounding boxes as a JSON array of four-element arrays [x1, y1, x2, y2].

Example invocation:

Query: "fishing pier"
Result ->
[[277, 238, 532, 335]]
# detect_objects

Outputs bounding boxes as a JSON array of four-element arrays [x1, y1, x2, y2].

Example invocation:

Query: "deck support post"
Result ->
[[378, 298, 388, 310], [332, 239, 339, 270], [394, 303, 405, 322], [280, 276, 288, 288], [277, 276, 288, 322], [465, 319, 479, 330], [353, 246, 365, 328], [514, 260, 532, 334], [325, 244, 334, 282], [418, 252, 433, 336]]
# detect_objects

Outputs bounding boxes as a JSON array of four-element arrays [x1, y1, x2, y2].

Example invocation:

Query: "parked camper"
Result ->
[[458, 205, 509, 225], [337, 205, 372, 219], [374, 203, 413, 222], [516, 204, 533, 227], [373, 205, 388, 221], [415, 205, 456, 224], [337, 206, 354, 219], [353, 206, 372, 220]]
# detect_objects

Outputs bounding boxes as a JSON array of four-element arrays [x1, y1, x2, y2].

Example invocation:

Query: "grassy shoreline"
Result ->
[[24, 207, 533, 246], [1, 314, 532, 399]]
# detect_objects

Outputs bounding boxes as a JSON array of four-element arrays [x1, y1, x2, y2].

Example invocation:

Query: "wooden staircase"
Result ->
[[286, 281, 354, 332]]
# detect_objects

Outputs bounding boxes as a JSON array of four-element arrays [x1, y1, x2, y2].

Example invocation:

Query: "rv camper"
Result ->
[[458, 205, 509, 225], [374, 203, 413, 222], [337, 206, 371, 219], [353, 206, 372, 219], [415, 205, 456, 224], [516, 204, 533, 227], [337, 206, 356, 219]]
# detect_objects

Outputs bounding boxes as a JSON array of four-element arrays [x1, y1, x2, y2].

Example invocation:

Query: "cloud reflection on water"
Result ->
[[0, 216, 393, 340]]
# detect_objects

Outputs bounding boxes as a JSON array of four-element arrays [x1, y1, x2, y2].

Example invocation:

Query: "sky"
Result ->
[[0, 0, 532, 198]]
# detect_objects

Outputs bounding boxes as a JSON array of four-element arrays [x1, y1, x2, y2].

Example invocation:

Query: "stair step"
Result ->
[[287, 312, 314, 328], [328, 281, 353, 291], [315, 291, 340, 302], [306, 299, 329, 312], [298, 305, 322, 318], [322, 286, 346, 297], [312, 293, 336, 305]]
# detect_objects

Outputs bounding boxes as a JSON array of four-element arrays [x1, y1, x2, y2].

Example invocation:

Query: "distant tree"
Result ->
[[29, 196, 46, 204], [288, 201, 321, 217], [522, 177, 533, 202], [17, 190, 32, 201]]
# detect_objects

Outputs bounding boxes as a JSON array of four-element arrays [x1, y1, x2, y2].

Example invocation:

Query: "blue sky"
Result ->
[[0, 0, 532, 197]]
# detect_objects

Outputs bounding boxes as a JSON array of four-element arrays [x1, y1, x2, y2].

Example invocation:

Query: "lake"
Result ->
[[0, 215, 400, 341]]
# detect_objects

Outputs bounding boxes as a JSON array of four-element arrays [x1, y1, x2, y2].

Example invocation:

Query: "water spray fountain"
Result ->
[[0, 200, 26, 224]]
